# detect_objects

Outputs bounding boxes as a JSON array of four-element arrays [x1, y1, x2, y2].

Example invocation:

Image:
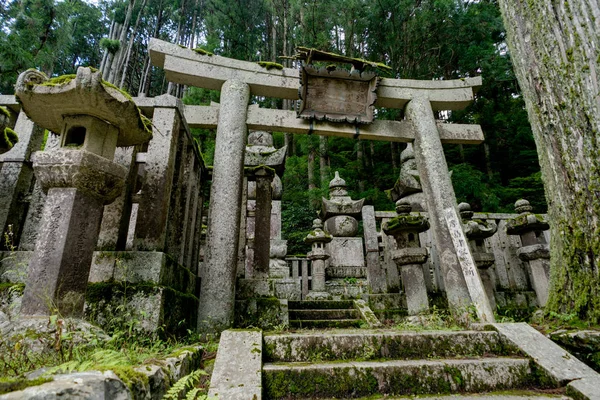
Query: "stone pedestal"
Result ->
[[21, 149, 126, 316], [305, 219, 333, 300]]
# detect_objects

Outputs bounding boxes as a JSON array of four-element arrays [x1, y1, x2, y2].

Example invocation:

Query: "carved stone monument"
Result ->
[[321, 171, 366, 297], [15, 67, 152, 316]]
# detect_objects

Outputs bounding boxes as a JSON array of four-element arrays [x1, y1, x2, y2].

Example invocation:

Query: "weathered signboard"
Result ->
[[297, 65, 380, 124]]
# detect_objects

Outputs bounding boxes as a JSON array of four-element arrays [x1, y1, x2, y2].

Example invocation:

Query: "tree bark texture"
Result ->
[[498, 0, 600, 322]]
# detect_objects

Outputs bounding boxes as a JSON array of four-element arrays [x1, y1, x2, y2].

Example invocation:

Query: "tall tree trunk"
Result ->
[[109, 0, 136, 84], [390, 142, 399, 172], [319, 136, 329, 188], [356, 141, 365, 193], [119, 0, 148, 89], [498, 0, 600, 322], [308, 137, 317, 207]]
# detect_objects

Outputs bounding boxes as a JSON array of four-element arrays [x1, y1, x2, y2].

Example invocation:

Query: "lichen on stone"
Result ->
[[0, 106, 11, 119]]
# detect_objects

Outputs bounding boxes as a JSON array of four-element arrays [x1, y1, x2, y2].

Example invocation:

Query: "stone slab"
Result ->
[[327, 237, 365, 268], [183, 104, 485, 144], [150, 38, 481, 111], [208, 329, 262, 399], [0, 371, 131, 400], [492, 323, 600, 385], [566, 377, 600, 400]]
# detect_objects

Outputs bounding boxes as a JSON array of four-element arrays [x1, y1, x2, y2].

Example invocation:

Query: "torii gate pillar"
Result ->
[[406, 97, 494, 322], [198, 79, 250, 331]]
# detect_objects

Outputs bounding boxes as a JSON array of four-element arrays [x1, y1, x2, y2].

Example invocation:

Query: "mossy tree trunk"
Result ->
[[498, 0, 600, 322]]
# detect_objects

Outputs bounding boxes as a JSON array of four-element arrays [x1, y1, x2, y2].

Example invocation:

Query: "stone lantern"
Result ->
[[15, 67, 152, 316], [304, 219, 333, 300], [459, 202, 498, 308], [506, 199, 550, 306], [382, 200, 430, 315]]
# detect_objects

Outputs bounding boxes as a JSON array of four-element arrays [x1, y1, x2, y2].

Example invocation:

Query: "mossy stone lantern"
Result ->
[[15, 67, 152, 317], [382, 200, 431, 315], [304, 218, 333, 300]]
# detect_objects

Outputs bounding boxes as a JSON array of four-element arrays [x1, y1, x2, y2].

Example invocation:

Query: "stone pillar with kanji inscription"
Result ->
[[15, 67, 152, 316]]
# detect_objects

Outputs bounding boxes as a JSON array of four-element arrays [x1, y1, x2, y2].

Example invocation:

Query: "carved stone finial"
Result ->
[[515, 199, 533, 214], [458, 202, 473, 220], [395, 199, 412, 215]]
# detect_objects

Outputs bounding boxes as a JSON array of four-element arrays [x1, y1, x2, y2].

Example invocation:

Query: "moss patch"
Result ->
[[257, 61, 283, 70], [0, 377, 53, 395], [2, 127, 18, 149], [193, 47, 213, 56], [0, 106, 11, 119]]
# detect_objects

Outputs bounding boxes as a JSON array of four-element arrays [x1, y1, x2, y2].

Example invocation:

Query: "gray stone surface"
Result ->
[[327, 237, 365, 271], [208, 329, 262, 399], [20, 187, 105, 316], [492, 323, 600, 385], [362, 206, 386, 294], [401, 263, 430, 315], [134, 105, 181, 251], [567, 377, 600, 400], [0, 371, 131, 400], [0, 112, 44, 246], [198, 80, 250, 331]]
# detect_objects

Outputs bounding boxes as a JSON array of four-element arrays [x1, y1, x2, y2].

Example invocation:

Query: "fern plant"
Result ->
[[163, 369, 208, 400]]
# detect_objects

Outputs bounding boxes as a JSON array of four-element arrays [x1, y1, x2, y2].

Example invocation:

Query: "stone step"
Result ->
[[288, 300, 355, 310], [262, 357, 533, 399], [288, 309, 360, 320], [263, 329, 520, 362], [312, 393, 570, 400], [289, 319, 363, 329]]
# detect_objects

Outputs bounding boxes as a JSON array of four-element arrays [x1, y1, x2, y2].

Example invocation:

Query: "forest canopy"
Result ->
[[0, 0, 545, 253]]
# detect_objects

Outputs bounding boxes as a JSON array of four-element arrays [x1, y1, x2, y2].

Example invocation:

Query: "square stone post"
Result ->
[[134, 101, 181, 251], [406, 97, 494, 322], [249, 168, 274, 279], [198, 79, 250, 332], [0, 112, 44, 247]]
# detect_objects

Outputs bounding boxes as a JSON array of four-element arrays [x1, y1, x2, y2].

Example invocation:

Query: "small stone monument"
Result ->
[[15, 67, 151, 316], [321, 171, 366, 297], [304, 219, 333, 300], [506, 199, 550, 306], [459, 202, 498, 308], [382, 200, 431, 315]]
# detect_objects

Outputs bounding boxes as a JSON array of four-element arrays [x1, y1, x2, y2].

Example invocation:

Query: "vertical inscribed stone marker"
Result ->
[[198, 79, 250, 331]]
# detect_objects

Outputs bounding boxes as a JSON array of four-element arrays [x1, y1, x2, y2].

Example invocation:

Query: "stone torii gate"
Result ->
[[148, 39, 495, 330]]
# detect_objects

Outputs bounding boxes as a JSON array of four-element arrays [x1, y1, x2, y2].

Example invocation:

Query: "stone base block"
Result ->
[[495, 291, 538, 309], [325, 279, 368, 299], [90, 251, 198, 295], [367, 293, 406, 311], [326, 265, 367, 279], [237, 278, 275, 299], [234, 298, 288, 329], [306, 291, 332, 300], [85, 282, 197, 338], [274, 279, 301, 300], [327, 237, 365, 269], [0, 251, 198, 295]]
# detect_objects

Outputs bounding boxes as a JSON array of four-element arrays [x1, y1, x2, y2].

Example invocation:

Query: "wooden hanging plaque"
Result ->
[[297, 65, 380, 124]]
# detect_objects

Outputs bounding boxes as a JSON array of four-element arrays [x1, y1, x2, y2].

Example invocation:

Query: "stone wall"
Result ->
[[0, 95, 206, 336]]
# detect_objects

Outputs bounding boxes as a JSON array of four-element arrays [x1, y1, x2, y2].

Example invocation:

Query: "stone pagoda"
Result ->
[[15, 67, 151, 316], [321, 171, 366, 297]]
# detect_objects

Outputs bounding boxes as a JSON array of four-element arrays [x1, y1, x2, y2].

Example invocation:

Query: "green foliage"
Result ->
[[2, 127, 18, 150], [99, 38, 121, 54], [163, 369, 208, 400]]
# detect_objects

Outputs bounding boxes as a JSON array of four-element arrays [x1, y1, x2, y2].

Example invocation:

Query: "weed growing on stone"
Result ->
[[394, 305, 476, 331]]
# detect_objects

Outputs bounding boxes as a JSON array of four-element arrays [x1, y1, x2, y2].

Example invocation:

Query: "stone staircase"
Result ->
[[261, 329, 552, 399], [287, 300, 363, 329]]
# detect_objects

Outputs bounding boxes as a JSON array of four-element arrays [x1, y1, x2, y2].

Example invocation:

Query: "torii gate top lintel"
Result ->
[[149, 38, 482, 112]]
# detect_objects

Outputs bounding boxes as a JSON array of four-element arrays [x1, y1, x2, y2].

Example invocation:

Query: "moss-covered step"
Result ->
[[313, 392, 571, 399], [289, 319, 363, 329], [263, 357, 534, 399], [289, 309, 360, 320], [288, 300, 355, 310], [263, 330, 521, 363]]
